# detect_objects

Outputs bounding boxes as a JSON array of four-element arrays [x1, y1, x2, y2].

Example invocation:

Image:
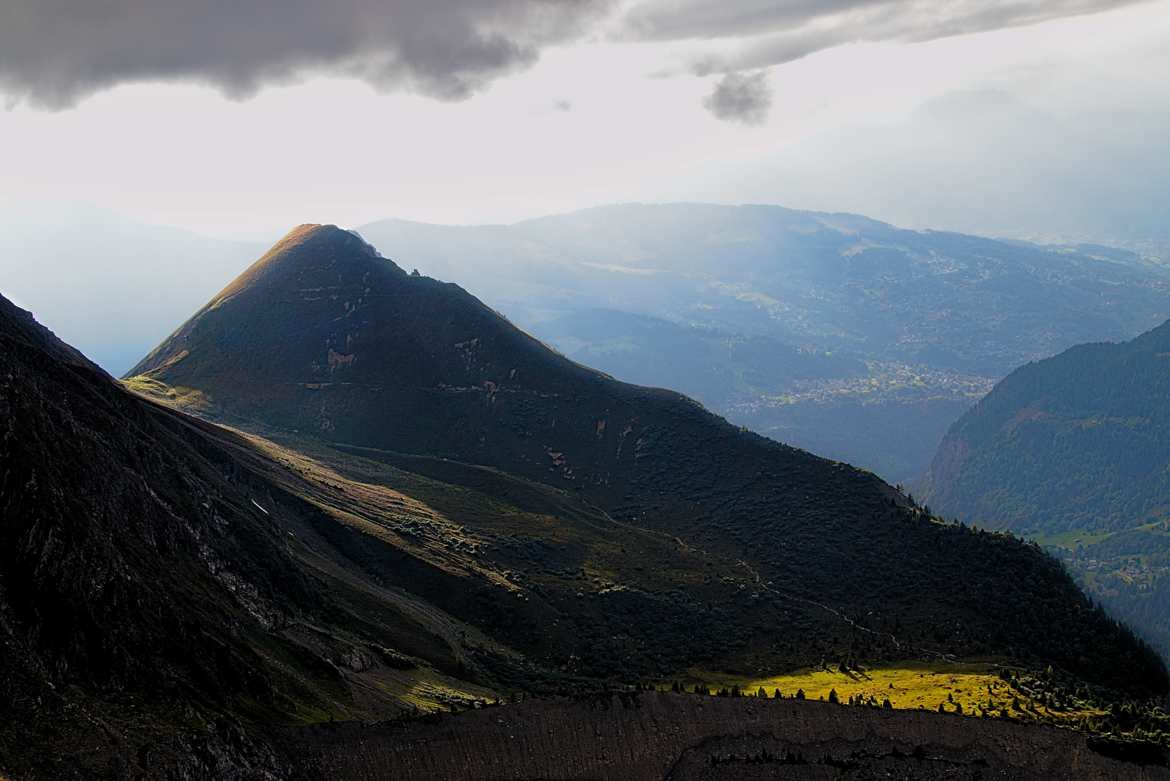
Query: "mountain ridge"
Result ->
[[124, 224, 1167, 695]]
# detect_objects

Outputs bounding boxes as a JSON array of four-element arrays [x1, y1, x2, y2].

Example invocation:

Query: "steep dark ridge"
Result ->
[[2, 292, 322, 778], [128, 225, 1168, 696], [922, 316, 1170, 536], [0, 290, 97, 368]]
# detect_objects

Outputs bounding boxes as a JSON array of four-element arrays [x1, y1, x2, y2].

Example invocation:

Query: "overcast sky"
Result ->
[[1, 0, 1167, 242]]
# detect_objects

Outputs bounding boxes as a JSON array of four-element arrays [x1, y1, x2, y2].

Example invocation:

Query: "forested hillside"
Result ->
[[924, 319, 1170, 657]]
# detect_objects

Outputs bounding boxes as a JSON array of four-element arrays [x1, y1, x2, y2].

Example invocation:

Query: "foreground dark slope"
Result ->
[[2, 293, 326, 777], [3, 290, 853, 777], [128, 224, 1166, 694], [923, 319, 1170, 658]]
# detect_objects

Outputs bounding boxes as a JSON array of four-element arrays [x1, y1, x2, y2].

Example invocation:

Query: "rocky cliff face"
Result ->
[[288, 692, 1169, 780]]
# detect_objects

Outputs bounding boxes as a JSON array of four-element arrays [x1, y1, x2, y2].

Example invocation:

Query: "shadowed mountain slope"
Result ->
[[3, 289, 858, 777], [127, 224, 1167, 696]]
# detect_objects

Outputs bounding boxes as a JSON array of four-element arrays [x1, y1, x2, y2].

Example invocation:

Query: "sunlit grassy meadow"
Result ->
[[669, 662, 1104, 723]]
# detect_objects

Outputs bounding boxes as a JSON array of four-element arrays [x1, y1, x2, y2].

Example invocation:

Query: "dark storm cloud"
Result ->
[[0, 0, 613, 109], [624, 0, 1147, 71], [702, 71, 771, 125]]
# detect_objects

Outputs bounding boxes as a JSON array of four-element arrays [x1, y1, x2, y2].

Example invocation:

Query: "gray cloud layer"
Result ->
[[703, 71, 771, 124], [0, 0, 1146, 121], [623, 0, 1146, 123], [624, 0, 1146, 73], [0, 0, 612, 109]]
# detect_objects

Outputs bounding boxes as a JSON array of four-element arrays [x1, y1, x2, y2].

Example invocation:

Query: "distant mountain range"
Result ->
[[7, 203, 1169, 486], [357, 203, 1170, 481], [359, 204, 1170, 378], [513, 308, 866, 408], [923, 318, 1170, 661]]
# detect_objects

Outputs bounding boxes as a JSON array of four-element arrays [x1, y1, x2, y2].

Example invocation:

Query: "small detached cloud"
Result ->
[[553, 99, 573, 112], [703, 71, 771, 125]]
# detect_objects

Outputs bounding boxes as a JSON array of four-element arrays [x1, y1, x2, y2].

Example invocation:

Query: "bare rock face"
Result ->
[[287, 693, 1169, 781]]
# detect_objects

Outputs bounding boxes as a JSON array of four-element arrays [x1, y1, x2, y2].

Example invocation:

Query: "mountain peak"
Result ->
[[275, 222, 369, 251], [249, 222, 386, 274], [207, 222, 399, 307], [124, 223, 406, 379]]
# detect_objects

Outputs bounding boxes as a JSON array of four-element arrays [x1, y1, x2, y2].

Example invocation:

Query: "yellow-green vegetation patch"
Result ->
[[122, 375, 210, 411], [672, 662, 1102, 722], [370, 666, 498, 714]]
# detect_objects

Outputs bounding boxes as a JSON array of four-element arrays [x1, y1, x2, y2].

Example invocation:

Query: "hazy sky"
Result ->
[[1, 0, 1168, 240]]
